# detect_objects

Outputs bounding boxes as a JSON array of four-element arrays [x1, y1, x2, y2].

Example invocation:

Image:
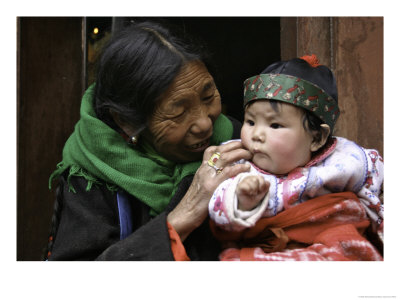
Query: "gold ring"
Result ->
[[207, 152, 223, 174], [207, 152, 220, 167]]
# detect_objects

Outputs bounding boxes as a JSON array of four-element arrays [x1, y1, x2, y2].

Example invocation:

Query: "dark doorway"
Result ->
[[86, 17, 281, 122]]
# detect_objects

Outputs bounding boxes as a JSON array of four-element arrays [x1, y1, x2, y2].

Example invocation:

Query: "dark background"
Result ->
[[86, 17, 281, 122]]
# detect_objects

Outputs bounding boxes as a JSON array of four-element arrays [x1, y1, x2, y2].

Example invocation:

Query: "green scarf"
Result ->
[[49, 85, 233, 216]]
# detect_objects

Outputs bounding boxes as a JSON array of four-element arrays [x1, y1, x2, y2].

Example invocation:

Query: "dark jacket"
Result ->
[[46, 117, 241, 261]]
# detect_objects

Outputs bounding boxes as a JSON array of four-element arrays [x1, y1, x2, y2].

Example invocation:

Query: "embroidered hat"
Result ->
[[243, 55, 340, 129]]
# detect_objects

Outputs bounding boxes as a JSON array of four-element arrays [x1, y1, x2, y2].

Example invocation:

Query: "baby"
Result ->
[[209, 55, 383, 236]]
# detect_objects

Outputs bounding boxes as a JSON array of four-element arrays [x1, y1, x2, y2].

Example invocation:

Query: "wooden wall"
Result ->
[[17, 17, 84, 260], [281, 17, 383, 155]]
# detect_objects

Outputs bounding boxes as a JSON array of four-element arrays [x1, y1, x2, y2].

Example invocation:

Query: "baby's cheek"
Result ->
[[240, 130, 251, 149], [272, 140, 307, 170], [270, 139, 299, 163], [269, 138, 288, 152]]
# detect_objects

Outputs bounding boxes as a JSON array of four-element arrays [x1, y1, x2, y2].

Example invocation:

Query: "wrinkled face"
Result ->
[[241, 100, 315, 175], [144, 61, 222, 163]]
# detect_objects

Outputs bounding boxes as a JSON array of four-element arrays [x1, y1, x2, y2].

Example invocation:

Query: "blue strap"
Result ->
[[117, 191, 133, 240]]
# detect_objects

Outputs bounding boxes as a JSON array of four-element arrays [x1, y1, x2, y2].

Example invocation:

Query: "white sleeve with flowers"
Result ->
[[305, 137, 384, 231], [208, 164, 278, 232], [357, 147, 384, 230]]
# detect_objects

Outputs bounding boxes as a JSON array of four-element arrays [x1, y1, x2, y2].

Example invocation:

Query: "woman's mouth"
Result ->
[[187, 139, 210, 152]]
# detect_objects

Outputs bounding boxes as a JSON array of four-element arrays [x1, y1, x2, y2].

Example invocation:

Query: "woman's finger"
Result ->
[[217, 148, 252, 167], [204, 140, 252, 169], [204, 140, 243, 160], [215, 162, 250, 182]]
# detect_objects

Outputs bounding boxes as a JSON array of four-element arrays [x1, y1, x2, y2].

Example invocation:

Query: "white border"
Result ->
[[2, 1, 398, 299]]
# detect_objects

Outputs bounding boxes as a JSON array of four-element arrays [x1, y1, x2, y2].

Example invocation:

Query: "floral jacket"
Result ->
[[209, 137, 384, 233]]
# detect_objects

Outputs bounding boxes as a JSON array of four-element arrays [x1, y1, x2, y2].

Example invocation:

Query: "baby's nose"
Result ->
[[252, 128, 265, 143]]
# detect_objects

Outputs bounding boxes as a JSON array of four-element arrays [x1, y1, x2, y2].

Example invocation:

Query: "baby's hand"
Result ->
[[236, 175, 270, 211]]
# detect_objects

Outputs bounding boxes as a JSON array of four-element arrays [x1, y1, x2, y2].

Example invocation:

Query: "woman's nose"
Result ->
[[190, 109, 213, 136]]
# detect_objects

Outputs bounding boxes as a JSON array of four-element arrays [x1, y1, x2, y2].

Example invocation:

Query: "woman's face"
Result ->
[[144, 61, 222, 163]]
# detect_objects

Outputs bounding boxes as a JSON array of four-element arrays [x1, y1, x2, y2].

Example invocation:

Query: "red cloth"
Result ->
[[210, 192, 383, 261], [167, 222, 190, 261]]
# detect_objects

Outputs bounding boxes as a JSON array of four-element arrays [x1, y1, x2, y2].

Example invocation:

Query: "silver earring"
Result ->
[[130, 136, 138, 145], [128, 125, 146, 146]]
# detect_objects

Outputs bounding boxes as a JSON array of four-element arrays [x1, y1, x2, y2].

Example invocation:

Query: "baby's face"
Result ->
[[241, 100, 315, 175]]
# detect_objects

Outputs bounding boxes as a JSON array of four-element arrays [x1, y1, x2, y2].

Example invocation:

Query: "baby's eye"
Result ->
[[246, 119, 255, 126], [270, 123, 282, 129]]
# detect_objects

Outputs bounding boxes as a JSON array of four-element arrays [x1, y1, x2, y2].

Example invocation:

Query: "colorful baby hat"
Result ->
[[243, 54, 340, 129]]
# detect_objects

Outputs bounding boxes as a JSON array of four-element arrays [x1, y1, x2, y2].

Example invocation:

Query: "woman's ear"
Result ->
[[109, 109, 136, 137], [310, 124, 330, 152]]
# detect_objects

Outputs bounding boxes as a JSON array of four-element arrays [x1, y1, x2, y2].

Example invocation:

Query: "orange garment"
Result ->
[[210, 192, 383, 261], [167, 222, 190, 261]]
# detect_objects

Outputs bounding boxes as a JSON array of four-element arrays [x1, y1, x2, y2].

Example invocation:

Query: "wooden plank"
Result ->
[[332, 17, 383, 154], [17, 17, 84, 260], [281, 17, 383, 155], [280, 17, 297, 60], [297, 17, 332, 67]]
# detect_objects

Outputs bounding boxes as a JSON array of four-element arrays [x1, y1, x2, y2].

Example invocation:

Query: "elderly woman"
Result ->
[[44, 21, 251, 260]]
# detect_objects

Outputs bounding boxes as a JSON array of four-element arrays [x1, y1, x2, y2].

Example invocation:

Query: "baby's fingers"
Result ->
[[237, 175, 259, 195], [257, 176, 270, 194]]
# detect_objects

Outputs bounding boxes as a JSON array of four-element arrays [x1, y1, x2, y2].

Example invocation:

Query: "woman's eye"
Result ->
[[202, 94, 214, 101], [173, 110, 186, 119], [270, 123, 282, 129]]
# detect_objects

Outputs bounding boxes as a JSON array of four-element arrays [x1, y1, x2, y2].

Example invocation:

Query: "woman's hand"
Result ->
[[167, 140, 252, 241]]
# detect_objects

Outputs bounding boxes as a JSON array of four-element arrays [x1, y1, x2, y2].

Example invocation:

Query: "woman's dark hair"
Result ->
[[94, 21, 212, 133]]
